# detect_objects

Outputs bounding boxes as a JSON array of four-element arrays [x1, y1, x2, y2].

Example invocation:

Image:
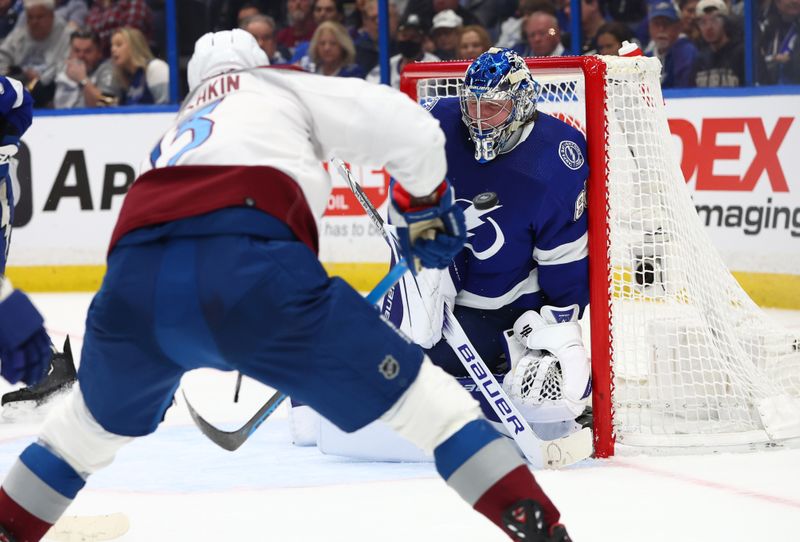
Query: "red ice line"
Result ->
[[613, 458, 800, 510]]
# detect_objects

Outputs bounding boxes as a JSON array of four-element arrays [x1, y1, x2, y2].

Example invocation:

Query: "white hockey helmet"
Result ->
[[187, 29, 269, 91]]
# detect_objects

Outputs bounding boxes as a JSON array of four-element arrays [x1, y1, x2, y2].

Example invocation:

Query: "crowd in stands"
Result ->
[[0, 0, 795, 108]]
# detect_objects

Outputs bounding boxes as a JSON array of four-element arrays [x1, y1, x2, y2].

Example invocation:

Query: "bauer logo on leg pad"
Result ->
[[379, 355, 400, 380], [456, 343, 525, 435]]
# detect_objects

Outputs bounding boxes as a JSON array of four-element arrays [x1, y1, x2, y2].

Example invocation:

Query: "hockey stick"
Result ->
[[332, 158, 593, 468], [183, 257, 412, 451], [233, 372, 243, 403]]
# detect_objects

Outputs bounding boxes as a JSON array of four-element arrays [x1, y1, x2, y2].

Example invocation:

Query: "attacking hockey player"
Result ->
[[0, 31, 572, 542], [388, 47, 592, 441], [0, 74, 77, 415], [0, 75, 64, 397]]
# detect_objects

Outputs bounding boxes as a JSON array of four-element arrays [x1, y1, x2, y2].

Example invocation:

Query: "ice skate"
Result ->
[[503, 499, 572, 542], [1, 337, 76, 420]]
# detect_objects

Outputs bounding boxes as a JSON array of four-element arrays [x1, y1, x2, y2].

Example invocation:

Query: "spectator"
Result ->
[[110, 26, 168, 104], [430, 8, 461, 59], [353, 0, 399, 74], [605, 0, 648, 22], [758, 0, 800, 84], [596, 20, 635, 55], [312, 0, 342, 23], [85, 0, 153, 55], [0, 0, 71, 107], [0, 0, 23, 41], [241, 14, 290, 64], [459, 0, 516, 34], [301, 20, 364, 76], [565, 0, 609, 54], [276, 0, 316, 53], [366, 12, 438, 87], [290, 0, 343, 63], [16, 0, 87, 33], [236, 1, 261, 25], [401, 0, 479, 32], [457, 23, 491, 58], [54, 28, 118, 108], [692, 0, 743, 85], [645, 1, 698, 87], [678, 0, 700, 41], [496, 0, 553, 48], [516, 11, 565, 56]]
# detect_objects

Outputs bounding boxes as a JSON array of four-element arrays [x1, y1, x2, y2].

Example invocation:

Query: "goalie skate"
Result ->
[[1, 337, 77, 421]]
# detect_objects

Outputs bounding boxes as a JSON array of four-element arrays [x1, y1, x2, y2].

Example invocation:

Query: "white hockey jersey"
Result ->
[[110, 67, 446, 252]]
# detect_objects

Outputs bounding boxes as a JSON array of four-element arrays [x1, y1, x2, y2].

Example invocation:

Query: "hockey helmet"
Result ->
[[187, 29, 269, 91], [460, 48, 538, 163]]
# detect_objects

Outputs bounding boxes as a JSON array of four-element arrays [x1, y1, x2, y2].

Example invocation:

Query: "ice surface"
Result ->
[[1, 294, 799, 541]]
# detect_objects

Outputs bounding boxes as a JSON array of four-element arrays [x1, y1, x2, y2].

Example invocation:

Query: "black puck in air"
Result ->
[[473, 191, 498, 210]]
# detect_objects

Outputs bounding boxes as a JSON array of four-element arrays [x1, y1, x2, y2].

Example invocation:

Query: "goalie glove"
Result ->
[[0, 278, 51, 386], [388, 179, 466, 273], [502, 305, 590, 422]]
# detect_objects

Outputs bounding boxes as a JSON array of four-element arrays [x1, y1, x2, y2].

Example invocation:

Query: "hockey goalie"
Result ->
[[293, 48, 593, 460]]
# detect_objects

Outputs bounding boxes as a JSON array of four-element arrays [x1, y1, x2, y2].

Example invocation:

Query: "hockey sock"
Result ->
[[0, 442, 86, 541], [433, 419, 560, 531]]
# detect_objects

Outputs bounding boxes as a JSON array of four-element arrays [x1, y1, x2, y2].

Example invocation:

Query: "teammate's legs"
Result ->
[[207, 238, 562, 538]]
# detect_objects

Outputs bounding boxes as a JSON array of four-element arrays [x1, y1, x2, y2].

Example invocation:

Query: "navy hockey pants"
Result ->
[[78, 233, 424, 436]]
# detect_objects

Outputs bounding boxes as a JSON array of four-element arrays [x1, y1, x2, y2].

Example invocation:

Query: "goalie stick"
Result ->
[[183, 257, 411, 451], [332, 158, 593, 468]]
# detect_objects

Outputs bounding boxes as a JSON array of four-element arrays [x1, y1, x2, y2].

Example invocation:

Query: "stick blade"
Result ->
[[541, 427, 593, 468], [182, 390, 287, 452], [182, 390, 244, 451]]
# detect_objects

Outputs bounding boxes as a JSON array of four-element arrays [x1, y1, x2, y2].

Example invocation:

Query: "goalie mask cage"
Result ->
[[399, 56, 800, 457]]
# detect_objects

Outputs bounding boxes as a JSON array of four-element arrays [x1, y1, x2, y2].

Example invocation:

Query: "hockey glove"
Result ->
[[388, 179, 466, 272], [0, 279, 51, 386]]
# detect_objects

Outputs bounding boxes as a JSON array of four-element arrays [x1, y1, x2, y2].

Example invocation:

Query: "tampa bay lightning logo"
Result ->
[[420, 97, 440, 111], [457, 198, 504, 260], [558, 140, 584, 170]]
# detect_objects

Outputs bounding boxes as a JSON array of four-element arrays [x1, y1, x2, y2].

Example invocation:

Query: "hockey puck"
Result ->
[[473, 191, 498, 210]]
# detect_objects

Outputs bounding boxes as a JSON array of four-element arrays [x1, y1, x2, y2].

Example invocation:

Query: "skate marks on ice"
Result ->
[[45, 513, 129, 542]]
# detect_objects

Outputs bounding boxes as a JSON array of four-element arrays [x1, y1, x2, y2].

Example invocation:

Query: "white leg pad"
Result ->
[[380, 357, 482, 454], [38, 385, 134, 477]]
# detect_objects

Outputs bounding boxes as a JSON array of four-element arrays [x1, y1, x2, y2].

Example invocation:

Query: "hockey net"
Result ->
[[400, 56, 800, 457]]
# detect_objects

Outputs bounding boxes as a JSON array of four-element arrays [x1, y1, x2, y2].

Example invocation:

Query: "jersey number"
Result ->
[[150, 100, 221, 167]]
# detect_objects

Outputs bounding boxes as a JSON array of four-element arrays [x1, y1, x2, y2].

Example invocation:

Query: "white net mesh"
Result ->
[[406, 56, 800, 453]]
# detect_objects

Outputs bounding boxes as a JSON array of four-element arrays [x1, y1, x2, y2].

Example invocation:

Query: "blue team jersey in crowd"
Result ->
[[430, 96, 590, 315]]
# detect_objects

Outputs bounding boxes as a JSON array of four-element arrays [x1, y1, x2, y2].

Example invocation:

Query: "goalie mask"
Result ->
[[459, 47, 538, 163], [187, 29, 269, 92]]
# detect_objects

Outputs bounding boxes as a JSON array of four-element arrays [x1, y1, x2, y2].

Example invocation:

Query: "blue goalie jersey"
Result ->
[[384, 97, 590, 375], [436, 96, 589, 312]]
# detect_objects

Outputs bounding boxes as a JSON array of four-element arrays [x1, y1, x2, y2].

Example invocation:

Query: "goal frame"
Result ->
[[400, 56, 617, 457]]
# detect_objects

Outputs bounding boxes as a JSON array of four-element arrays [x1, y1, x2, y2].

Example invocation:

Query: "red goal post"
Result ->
[[400, 56, 800, 458]]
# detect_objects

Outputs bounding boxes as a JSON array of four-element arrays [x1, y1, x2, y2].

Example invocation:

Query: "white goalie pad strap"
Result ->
[[380, 358, 482, 454], [39, 386, 134, 476], [396, 266, 456, 349]]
